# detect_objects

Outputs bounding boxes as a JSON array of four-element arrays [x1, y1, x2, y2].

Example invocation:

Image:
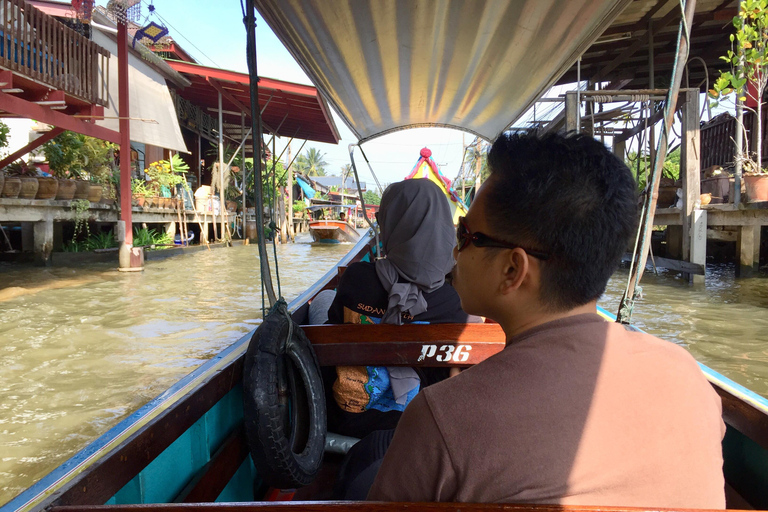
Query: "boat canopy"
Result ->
[[254, 0, 632, 142]]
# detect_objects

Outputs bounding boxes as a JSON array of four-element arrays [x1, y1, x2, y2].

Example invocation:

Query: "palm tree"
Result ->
[[340, 164, 352, 190], [301, 148, 328, 176]]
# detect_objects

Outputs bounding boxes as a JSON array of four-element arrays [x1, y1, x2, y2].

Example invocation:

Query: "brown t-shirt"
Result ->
[[369, 313, 725, 508]]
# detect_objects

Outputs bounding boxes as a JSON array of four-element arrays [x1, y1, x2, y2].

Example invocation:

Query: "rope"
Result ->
[[617, 0, 693, 325], [349, 144, 381, 256], [269, 141, 282, 299]]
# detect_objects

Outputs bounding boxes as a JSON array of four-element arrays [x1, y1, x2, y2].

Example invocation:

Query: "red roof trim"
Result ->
[[166, 60, 320, 98]]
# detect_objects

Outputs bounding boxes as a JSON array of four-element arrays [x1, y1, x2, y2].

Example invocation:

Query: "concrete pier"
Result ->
[[0, 199, 230, 264]]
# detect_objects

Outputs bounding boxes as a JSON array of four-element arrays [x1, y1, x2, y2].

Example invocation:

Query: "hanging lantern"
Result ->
[[132, 20, 169, 48], [72, 0, 95, 22]]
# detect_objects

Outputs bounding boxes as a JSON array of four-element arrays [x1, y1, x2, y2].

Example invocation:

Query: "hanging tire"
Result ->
[[243, 304, 327, 489]]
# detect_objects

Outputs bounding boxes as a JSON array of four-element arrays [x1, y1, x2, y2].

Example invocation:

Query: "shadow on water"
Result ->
[[0, 236, 350, 505]]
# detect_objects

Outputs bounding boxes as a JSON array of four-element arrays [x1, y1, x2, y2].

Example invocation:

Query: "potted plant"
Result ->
[[4, 160, 39, 199], [131, 179, 148, 208], [711, 0, 768, 201], [1, 169, 21, 198], [145, 154, 188, 209]]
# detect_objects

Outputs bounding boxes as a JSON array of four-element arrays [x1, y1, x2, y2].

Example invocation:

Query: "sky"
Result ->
[[93, 0, 473, 188]]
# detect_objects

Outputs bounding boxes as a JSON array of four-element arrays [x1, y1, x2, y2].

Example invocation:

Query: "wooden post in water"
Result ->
[[218, 91, 225, 241], [286, 142, 294, 241], [681, 89, 704, 284]]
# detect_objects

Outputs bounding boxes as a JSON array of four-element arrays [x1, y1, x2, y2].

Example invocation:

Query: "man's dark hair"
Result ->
[[485, 131, 637, 311]]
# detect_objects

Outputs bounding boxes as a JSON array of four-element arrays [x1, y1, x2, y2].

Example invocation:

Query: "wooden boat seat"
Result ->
[[302, 323, 507, 366]]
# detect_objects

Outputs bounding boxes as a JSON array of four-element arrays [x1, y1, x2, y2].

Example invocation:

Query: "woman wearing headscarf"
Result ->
[[324, 178, 480, 439]]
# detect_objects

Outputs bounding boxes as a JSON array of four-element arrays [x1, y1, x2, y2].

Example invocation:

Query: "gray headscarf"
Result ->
[[374, 179, 457, 325]]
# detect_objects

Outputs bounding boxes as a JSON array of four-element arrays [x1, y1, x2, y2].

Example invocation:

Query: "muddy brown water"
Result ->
[[0, 239, 767, 505]]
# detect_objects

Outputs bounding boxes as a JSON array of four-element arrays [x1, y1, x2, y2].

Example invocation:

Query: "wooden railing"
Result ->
[[0, 0, 109, 106]]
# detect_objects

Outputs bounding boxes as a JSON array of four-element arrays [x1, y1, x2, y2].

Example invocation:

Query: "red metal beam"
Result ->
[[0, 127, 64, 169], [0, 92, 120, 143], [207, 78, 250, 115]]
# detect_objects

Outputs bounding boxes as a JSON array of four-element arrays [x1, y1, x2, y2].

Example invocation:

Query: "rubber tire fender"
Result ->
[[242, 308, 327, 489]]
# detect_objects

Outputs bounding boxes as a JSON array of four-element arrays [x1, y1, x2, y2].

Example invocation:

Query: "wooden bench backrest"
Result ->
[[302, 323, 507, 366]]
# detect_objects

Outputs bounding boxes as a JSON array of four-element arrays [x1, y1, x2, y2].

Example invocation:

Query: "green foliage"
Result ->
[[145, 156, 188, 197], [133, 227, 173, 248], [0, 121, 10, 150], [3, 159, 37, 177], [70, 199, 91, 241], [293, 199, 306, 215], [362, 190, 381, 205], [626, 149, 680, 191], [294, 147, 328, 176], [62, 239, 89, 252], [710, 0, 768, 171], [131, 178, 149, 196], [85, 230, 116, 250], [42, 131, 116, 181]]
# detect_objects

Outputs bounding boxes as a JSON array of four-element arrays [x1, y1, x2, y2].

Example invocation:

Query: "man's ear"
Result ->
[[499, 248, 529, 295]]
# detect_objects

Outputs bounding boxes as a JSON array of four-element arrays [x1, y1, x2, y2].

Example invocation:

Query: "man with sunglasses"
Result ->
[[369, 132, 725, 507]]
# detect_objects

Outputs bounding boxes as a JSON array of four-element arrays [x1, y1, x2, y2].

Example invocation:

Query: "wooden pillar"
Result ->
[[612, 138, 625, 160], [21, 222, 34, 252], [241, 112, 247, 239], [286, 142, 294, 242], [196, 132, 202, 188], [666, 225, 683, 260], [736, 225, 760, 277], [680, 89, 704, 283], [117, 17, 134, 270], [565, 91, 579, 133], [217, 92, 225, 241], [164, 221, 176, 239], [34, 218, 53, 266]]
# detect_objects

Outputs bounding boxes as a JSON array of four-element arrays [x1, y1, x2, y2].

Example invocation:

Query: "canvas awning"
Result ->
[[255, 0, 632, 142], [92, 24, 189, 153]]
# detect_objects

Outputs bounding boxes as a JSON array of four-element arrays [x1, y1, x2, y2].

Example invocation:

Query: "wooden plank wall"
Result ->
[[0, 0, 109, 105]]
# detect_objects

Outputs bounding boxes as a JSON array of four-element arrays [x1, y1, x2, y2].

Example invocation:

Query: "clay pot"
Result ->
[[18, 177, 39, 199], [55, 179, 77, 200], [137, 196, 146, 207], [162, 197, 171, 208], [744, 174, 768, 202], [226, 200, 237, 212], [87, 184, 103, 202], [1, 177, 21, 198], [700, 193, 712, 206], [146, 196, 156, 208], [35, 177, 59, 199], [73, 180, 90, 200]]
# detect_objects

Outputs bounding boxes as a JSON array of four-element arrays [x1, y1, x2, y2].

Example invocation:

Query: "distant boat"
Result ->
[[305, 204, 362, 244], [308, 219, 360, 244]]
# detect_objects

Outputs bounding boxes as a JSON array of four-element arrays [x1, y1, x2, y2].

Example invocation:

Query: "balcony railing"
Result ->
[[0, 0, 109, 106]]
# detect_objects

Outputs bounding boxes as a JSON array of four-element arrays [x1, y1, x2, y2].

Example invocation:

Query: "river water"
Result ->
[[0, 239, 767, 505]]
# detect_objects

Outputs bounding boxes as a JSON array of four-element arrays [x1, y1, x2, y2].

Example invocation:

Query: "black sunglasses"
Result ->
[[456, 217, 549, 260]]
